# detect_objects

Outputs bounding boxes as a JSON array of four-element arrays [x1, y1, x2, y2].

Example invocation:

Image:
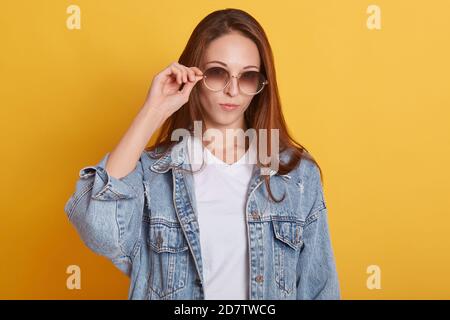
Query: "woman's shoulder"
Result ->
[[280, 147, 321, 183], [283, 148, 326, 220], [281, 149, 322, 192], [138, 142, 180, 174]]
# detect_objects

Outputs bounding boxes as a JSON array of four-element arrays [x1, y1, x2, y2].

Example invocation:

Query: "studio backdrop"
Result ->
[[1, 0, 449, 299]]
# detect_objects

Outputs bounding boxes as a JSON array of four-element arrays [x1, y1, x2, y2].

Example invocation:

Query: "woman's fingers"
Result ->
[[180, 72, 202, 96], [171, 65, 185, 85], [146, 62, 204, 116], [187, 69, 195, 81], [175, 62, 202, 82], [190, 66, 203, 76], [161, 61, 203, 86], [174, 62, 188, 83], [188, 67, 202, 79]]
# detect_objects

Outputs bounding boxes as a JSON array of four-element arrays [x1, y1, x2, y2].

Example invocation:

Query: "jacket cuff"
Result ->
[[78, 153, 139, 201]]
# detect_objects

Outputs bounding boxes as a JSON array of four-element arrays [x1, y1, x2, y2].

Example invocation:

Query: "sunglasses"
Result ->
[[201, 66, 269, 95]]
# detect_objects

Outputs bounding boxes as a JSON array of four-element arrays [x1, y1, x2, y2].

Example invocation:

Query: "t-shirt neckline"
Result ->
[[203, 143, 251, 167]]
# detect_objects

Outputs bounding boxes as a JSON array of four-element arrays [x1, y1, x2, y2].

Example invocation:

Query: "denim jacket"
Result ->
[[64, 136, 341, 300]]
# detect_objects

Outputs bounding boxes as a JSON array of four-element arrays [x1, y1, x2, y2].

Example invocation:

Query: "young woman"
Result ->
[[64, 8, 340, 300]]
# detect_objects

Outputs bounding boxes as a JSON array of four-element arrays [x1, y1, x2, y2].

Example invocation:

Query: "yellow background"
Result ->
[[1, 0, 449, 299]]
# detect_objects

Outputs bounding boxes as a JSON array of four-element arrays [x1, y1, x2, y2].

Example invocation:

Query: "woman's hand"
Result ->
[[144, 61, 203, 119]]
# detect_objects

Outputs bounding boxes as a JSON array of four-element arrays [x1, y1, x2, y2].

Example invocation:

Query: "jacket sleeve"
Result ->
[[63, 152, 146, 276], [296, 164, 341, 299]]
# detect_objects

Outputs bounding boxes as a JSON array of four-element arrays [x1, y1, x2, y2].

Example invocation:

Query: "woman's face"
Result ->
[[198, 31, 261, 131]]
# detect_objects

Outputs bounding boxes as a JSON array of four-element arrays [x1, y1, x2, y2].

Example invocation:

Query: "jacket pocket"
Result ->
[[147, 220, 189, 298], [272, 219, 304, 295]]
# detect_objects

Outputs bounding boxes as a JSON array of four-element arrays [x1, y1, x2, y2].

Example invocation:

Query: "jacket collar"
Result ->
[[149, 134, 291, 178], [148, 136, 188, 173]]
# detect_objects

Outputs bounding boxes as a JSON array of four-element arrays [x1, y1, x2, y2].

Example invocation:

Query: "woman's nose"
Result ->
[[225, 75, 239, 96]]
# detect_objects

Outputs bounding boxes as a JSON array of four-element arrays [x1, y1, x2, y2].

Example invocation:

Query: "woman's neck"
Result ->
[[202, 125, 250, 165]]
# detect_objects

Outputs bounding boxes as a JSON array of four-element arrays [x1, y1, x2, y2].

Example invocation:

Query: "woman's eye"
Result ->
[[209, 67, 226, 75], [242, 71, 257, 80]]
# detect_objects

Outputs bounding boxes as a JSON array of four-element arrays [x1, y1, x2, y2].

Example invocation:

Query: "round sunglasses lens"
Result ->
[[204, 67, 229, 90], [240, 71, 265, 94], [203, 67, 267, 94]]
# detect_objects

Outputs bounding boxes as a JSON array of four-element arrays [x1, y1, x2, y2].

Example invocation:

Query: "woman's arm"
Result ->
[[63, 63, 202, 276], [63, 105, 165, 275], [64, 150, 148, 276]]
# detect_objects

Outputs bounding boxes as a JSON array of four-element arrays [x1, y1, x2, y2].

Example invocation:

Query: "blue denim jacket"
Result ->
[[64, 136, 340, 300]]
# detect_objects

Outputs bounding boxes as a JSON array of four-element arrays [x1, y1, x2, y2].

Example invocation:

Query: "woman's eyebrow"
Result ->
[[205, 60, 259, 70]]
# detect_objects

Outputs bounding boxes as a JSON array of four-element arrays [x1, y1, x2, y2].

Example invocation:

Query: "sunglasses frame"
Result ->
[[201, 66, 269, 95]]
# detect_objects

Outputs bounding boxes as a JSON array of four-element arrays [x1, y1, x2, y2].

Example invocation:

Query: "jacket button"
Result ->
[[252, 211, 260, 220], [256, 275, 264, 283]]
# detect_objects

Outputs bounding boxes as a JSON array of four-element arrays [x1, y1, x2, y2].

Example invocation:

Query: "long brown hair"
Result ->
[[146, 8, 323, 202]]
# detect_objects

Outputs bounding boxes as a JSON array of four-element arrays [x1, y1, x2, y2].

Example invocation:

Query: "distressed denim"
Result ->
[[64, 136, 341, 300]]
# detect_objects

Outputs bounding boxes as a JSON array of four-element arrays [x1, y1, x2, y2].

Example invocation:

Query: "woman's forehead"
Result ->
[[201, 33, 259, 64]]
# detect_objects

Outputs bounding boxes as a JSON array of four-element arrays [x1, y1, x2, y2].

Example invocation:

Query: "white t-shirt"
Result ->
[[185, 134, 257, 300]]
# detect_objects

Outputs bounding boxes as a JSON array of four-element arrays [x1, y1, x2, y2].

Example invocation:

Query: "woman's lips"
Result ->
[[219, 103, 240, 111]]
